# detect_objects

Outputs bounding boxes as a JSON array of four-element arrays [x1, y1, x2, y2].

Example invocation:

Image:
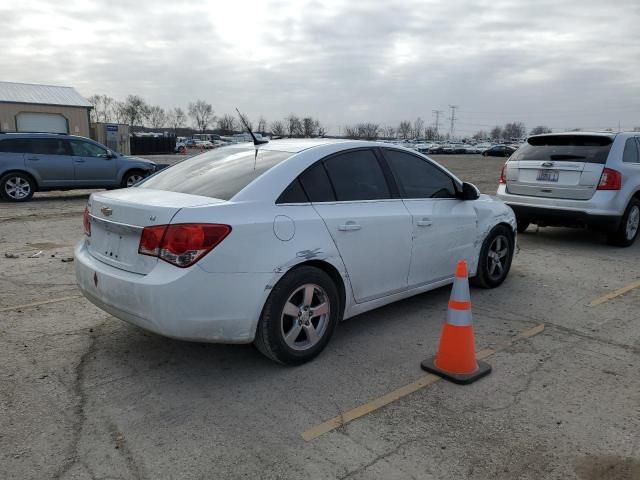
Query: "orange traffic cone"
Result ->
[[421, 260, 491, 384]]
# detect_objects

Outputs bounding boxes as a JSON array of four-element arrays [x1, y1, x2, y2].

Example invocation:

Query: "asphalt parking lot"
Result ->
[[1, 154, 639, 480]]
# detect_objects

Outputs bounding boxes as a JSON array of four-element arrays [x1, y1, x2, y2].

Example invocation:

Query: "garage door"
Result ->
[[16, 112, 68, 134]]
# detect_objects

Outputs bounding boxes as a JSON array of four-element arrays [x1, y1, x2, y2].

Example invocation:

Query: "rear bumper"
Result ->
[[507, 205, 620, 230], [75, 240, 272, 343]]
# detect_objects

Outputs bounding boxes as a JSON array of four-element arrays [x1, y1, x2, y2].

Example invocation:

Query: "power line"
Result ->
[[448, 105, 458, 138], [432, 110, 443, 138]]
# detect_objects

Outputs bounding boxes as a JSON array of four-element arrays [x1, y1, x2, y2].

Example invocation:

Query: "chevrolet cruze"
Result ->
[[76, 139, 516, 364]]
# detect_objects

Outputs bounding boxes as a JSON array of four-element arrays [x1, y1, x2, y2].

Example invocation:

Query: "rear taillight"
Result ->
[[83, 207, 91, 236], [138, 223, 231, 268], [597, 168, 622, 190], [499, 163, 507, 184]]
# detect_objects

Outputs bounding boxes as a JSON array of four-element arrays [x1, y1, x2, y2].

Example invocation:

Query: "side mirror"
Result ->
[[460, 182, 480, 200]]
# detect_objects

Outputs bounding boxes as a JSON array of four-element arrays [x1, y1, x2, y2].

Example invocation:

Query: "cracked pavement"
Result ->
[[1, 155, 639, 479]]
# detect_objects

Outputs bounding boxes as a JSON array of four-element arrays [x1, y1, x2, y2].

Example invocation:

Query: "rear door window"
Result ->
[[140, 146, 293, 200], [30, 138, 71, 155], [512, 135, 613, 164], [0, 138, 30, 153], [69, 140, 108, 157], [383, 149, 456, 198], [623, 138, 639, 163], [323, 149, 391, 201], [299, 162, 335, 202]]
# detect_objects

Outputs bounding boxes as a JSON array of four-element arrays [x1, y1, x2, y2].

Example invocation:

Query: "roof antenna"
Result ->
[[235, 108, 268, 146]]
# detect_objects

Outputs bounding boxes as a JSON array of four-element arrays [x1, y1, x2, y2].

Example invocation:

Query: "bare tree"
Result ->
[[343, 125, 360, 139], [122, 95, 150, 129], [167, 107, 186, 133], [530, 125, 552, 135], [147, 106, 167, 129], [257, 116, 267, 134], [111, 101, 127, 124], [412, 117, 425, 139], [424, 126, 438, 140], [87, 94, 115, 123], [302, 117, 317, 137], [398, 121, 412, 140], [472, 130, 488, 141], [188, 100, 215, 133], [490, 126, 502, 141], [286, 114, 303, 137], [381, 126, 396, 139], [217, 114, 237, 135], [270, 120, 286, 137], [502, 122, 526, 141], [317, 122, 327, 137]]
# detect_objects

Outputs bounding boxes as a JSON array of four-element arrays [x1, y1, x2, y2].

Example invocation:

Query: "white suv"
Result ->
[[497, 132, 640, 246]]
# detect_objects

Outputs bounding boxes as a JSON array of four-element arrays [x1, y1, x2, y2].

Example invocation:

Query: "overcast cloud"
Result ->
[[1, 0, 639, 135]]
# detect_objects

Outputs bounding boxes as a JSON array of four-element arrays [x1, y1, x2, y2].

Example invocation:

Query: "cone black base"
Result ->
[[421, 356, 492, 385]]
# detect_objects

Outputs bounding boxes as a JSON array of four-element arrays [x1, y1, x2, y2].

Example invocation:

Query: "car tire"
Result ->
[[121, 170, 145, 188], [0, 172, 36, 202], [607, 199, 640, 247], [516, 219, 530, 233], [471, 224, 514, 289], [254, 266, 340, 365]]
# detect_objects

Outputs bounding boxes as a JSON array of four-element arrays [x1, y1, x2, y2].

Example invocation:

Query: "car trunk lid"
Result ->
[[505, 134, 613, 200], [87, 188, 222, 274]]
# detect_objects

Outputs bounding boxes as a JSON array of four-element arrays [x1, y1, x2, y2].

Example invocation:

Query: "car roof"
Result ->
[[258, 138, 352, 153], [528, 131, 617, 140]]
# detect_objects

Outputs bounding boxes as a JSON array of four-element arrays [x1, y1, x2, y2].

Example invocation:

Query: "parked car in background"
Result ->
[[0, 133, 156, 202], [483, 145, 517, 157], [497, 132, 640, 246], [76, 139, 516, 364]]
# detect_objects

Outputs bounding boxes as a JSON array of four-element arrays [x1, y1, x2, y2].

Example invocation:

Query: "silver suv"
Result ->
[[497, 132, 640, 246], [0, 133, 157, 202]]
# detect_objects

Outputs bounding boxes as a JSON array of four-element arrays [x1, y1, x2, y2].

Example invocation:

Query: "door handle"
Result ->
[[417, 218, 433, 227], [26, 157, 39, 161], [74, 159, 85, 163], [338, 221, 361, 231]]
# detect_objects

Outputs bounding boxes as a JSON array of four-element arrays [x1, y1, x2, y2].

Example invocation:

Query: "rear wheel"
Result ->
[[0, 172, 35, 202], [607, 199, 640, 247], [471, 225, 514, 288], [254, 266, 339, 365]]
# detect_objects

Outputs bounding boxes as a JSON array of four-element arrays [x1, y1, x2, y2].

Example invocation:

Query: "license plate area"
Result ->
[[537, 169, 559, 182]]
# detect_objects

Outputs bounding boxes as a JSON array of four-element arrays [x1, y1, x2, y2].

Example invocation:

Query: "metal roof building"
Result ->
[[0, 81, 92, 136]]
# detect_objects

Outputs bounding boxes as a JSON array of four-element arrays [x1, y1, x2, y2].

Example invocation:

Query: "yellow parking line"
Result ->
[[0, 295, 82, 313], [302, 323, 545, 442], [589, 280, 640, 307]]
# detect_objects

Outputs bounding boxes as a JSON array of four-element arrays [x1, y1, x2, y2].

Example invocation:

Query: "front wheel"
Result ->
[[607, 199, 640, 247], [471, 225, 514, 288], [121, 170, 145, 188], [254, 266, 340, 365]]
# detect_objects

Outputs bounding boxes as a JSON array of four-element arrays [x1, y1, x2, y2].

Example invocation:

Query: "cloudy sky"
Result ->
[[2, 0, 639, 135]]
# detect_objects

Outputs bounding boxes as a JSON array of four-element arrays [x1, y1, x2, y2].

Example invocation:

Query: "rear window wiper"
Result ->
[[549, 154, 586, 160]]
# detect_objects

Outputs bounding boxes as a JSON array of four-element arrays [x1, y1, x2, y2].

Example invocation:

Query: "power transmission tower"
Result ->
[[432, 110, 443, 139], [448, 105, 458, 139]]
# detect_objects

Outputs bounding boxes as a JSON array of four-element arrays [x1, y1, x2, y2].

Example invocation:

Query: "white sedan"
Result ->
[[75, 139, 516, 364]]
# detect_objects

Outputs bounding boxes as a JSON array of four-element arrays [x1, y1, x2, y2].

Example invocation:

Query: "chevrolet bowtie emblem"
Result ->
[[101, 206, 113, 216]]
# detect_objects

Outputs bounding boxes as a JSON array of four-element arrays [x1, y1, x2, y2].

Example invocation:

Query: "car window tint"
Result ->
[[323, 150, 390, 201], [623, 138, 639, 163], [0, 138, 30, 153], [299, 162, 335, 202], [277, 178, 309, 203], [140, 145, 293, 200], [512, 135, 613, 164], [30, 138, 70, 155], [70, 140, 108, 157], [384, 149, 456, 199]]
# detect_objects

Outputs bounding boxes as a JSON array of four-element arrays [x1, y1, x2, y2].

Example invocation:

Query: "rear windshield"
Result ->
[[511, 135, 613, 164], [139, 145, 293, 200]]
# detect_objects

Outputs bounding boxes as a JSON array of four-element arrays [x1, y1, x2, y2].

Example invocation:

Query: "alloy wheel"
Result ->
[[4, 176, 31, 200], [126, 174, 144, 187], [280, 283, 330, 351], [626, 205, 640, 241], [487, 234, 510, 281]]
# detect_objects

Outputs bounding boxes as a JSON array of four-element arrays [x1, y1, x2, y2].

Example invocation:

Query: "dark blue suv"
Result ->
[[0, 133, 156, 201]]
